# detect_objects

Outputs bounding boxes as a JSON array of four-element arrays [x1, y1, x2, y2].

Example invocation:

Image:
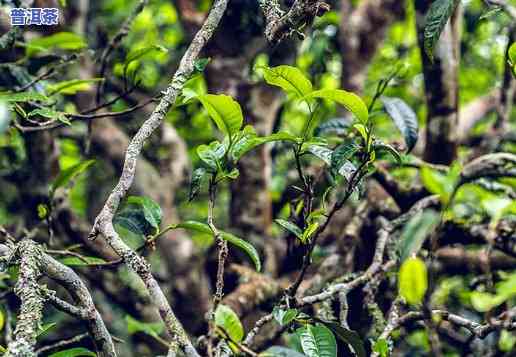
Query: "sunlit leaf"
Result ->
[[0, 91, 49, 103], [399, 257, 428, 305], [47, 78, 104, 95], [261, 65, 313, 98], [197, 94, 243, 136], [273, 307, 298, 326], [197, 140, 226, 170], [26, 32, 87, 56], [126, 315, 164, 339], [230, 126, 298, 162], [60, 256, 106, 266], [304, 89, 368, 124], [215, 304, 244, 342]]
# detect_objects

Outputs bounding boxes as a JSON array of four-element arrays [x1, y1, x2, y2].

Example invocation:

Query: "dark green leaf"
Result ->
[[194, 57, 211, 72], [320, 321, 366, 357], [330, 141, 360, 177], [381, 97, 418, 152], [275, 219, 303, 240], [423, 0, 460, 61], [215, 304, 244, 342], [374, 142, 401, 164], [189, 167, 209, 201], [296, 323, 337, 357], [197, 94, 243, 136], [113, 196, 162, 237], [50, 160, 95, 195], [315, 116, 352, 136], [48, 347, 96, 357], [304, 89, 368, 124], [260, 347, 305, 357], [399, 209, 440, 262], [305, 144, 332, 165], [230, 126, 298, 162], [170, 221, 261, 271], [261, 65, 313, 98]]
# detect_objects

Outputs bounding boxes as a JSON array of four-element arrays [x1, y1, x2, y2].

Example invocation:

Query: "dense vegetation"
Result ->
[[0, 0, 515, 356]]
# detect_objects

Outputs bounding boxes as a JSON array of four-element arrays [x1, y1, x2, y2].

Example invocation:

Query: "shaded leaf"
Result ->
[[0, 101, 11, 134], [374, 142, 401, 163], [197, 141, 226, 170], [113, 196, 162, 237], [398, 210, 440, 262], [320, 321, 366, 357], [423, 0, 460, 60], [194, 57, 211, 72], [189, 167, 209, 201], [331, 141, 360, 176], [296, 323, 337, 357], [261, 65, 313, 98], [49, 347, 96, 357], [230, 126, 298, 162], [260, 346, 305, 357], [304, 89, 368, 124], [50, 160, 95, 195], [305, 144, 332, 165], [275, 219, 303, 240], [273, 307, 298, 326], [28, 108, 70, 125], [197, 94, 243, 136], [124, 45, 168, 70], [399, 257, 428, 305], [60, 256, 106, 266], [381, 97, 418, 152], [215, 304, 244, 342], [170, 221, 261, 271], [315, 116, 352, 136]]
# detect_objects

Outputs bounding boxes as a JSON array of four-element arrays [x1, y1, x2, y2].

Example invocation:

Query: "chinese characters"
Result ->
[[9, 8, 59, 26]]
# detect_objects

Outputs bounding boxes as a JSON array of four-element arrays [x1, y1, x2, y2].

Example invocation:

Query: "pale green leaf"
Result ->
[[398, 210, 440, 262], [50, 160, 95, 195], [304, 89, 368, 124], [296, 323, 337, 357], [26, 32, 87, 57], [275, 219, 303, 239], [197, 94, 243, 136], [47, 78, 104, 95], [261, 65, 313, 98], [0, 91, 49, 103]]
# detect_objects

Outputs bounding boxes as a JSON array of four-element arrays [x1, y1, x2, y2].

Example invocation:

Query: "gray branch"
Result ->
[[89, 0, 230, 355]]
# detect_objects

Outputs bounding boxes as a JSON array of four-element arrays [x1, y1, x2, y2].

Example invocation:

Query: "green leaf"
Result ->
[[509, 42, 516, 65], [373, 142, 401, 164], [423, 0, 460, 61], [189, 167, 209, 201], [60, 256, 107, 266], [260, 346, 306, 357], [470, 292, 505, 312], [398, 210, 440, 262], [170, 221, 261, 271], [399, 257, 428, 305], [273, 307, 298, 326], [479, 6, 502, 20], [331, 141, 360, 176], [0, 91, 49, 103], [50, 160, 95, 195], [380, 96, 419, 152], [215, 304, 244, 342], [0, 309, 4, 331], [305, 144, 332, 165], [28, 108, 70, 125], [420, 164, 460, 205], [499, 330, 516, 352], [126, 315, 164, 339], [261, 65, 313, 98], [321, 321, 366, 357], [124, 45, 168, 69], [304, 89, 368, 124], [197, 140, 226, 170], [0, 102, 11, 134], [296, 323, 337, 357], [301, 222, 319, 243], [315, 117, 352, 136], [372, 339, 390, 357], [230, 126, 298, 162], [26, 32, 87, 56], [47, 78, 104, 96], [37, 322, 57, 337], [113, 196, 162, 237], [48, 347, 96, 357], [194, 57, 211, 72], [197, 94, 243, 136], [275, 219, 303, 240]]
